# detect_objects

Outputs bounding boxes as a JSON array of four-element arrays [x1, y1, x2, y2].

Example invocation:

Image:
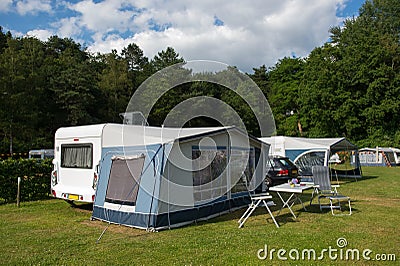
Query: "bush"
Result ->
[[0, 158, 52, 203]]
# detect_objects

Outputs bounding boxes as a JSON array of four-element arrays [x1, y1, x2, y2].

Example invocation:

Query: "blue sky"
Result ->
[[0, 0, 366, 72]]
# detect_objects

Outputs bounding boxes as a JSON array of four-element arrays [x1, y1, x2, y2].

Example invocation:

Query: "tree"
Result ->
[[151, 47, 185, 71], [121, 43, 151, 93], [0, 26, 11, 53], [45, 36, 99, 126], [97, 50, 130, 122], [267, 57, 305, 136], [324, 0, 400, 145]]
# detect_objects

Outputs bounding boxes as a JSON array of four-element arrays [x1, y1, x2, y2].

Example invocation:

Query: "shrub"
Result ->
[[0, 158, 52, 203]]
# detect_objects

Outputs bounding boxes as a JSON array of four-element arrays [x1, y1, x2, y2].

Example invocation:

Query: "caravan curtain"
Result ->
[[61, 144, 93, 169]]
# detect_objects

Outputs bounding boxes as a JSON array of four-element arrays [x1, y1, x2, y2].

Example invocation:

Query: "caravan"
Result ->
[[51, 123, 270, 229], [51, 124, 105, 203], [51, 122, 270, 229]]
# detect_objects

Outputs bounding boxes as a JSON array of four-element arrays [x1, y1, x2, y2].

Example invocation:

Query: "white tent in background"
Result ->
[[359, 147, 399, 167], [259, 136, 361, 178]]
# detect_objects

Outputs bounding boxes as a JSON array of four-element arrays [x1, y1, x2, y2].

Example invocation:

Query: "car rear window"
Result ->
[[275, 158, 296, 167]]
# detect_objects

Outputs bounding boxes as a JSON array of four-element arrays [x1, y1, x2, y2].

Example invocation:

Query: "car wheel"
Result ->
[[265, 176, 273, 188]]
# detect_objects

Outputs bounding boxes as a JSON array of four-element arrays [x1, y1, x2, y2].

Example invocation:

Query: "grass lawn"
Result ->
[[0, 167, 399, 265]]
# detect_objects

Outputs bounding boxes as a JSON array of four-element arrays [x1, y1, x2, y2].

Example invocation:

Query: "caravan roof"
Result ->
[[55, 124, 234, 147]]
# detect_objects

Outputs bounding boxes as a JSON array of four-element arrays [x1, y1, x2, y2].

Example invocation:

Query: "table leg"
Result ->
[[294, 194, 307, 211], [276, 192, 297, 219]]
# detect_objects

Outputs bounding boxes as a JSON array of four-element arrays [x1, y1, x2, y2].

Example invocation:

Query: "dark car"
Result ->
[[265, 156, 299, 188]]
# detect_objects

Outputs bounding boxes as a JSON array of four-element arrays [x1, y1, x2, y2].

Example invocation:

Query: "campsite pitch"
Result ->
[[0, 167, 398, 265]]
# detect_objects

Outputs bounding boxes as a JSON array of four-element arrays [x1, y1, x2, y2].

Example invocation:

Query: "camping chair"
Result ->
[[238, 192, 279, 228], [311, 165, 352, 216], [238, 175, 279, 228], [310, 165, 339, 205]]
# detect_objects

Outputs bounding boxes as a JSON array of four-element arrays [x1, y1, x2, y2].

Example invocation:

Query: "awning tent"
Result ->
[[259, 136, 361, 178], [92, 124, 269, 230], [359, 147, 399, 167]]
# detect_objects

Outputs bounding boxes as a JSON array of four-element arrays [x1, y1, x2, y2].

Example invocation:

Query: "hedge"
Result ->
[[0, 158, 52, 203]]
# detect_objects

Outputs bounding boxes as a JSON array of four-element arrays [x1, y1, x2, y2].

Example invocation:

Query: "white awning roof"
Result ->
[[259, 136, 357, 151]]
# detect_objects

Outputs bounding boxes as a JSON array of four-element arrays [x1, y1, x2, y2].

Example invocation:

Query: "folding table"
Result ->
[[269, 183, 313, 219], [238, 193, 279, 228]]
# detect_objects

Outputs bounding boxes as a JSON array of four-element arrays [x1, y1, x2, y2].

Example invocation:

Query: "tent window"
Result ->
[[192, 147, 227, 203], [295, 151, 325, 176], [105, 155, 145, 206], [61, 144, 93, 169], [230, 148, 255, 193]]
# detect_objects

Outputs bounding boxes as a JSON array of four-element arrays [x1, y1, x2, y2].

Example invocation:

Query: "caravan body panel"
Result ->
[[52, 124, 106, 203]]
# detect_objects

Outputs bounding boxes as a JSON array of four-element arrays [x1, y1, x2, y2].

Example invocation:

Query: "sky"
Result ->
[[0, 0, 366, 73]]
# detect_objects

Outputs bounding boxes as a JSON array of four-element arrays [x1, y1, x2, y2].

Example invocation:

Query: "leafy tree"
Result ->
[[45, 36, 99, 126], [97, 50, 130, 122], [0, 26, 11, 53], [267, 57, 305, 136], [151, 47, 185, 71], [121, 43, 151, 94], [325, 0, 400, 146], [249, 65, 270, 95]]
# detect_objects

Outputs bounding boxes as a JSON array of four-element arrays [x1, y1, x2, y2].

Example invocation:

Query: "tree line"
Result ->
[[0, 0, 399, 154]]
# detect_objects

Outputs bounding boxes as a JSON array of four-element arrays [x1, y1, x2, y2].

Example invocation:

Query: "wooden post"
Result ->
[[17, 177, 21, 207]]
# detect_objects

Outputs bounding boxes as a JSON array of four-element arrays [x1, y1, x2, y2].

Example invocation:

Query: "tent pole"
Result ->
[[96, 222, 111, 244], [165, 144, 171, 229], [147, 144, 164, 231], [227, 133, 232, 211]]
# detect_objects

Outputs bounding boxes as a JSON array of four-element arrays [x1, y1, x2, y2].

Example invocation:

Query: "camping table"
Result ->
[[238, 193, 279, 228], [269, 183, 314, 219]]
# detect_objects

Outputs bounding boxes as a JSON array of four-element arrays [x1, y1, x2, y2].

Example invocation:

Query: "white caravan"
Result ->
[[51, 124, 105, 203]]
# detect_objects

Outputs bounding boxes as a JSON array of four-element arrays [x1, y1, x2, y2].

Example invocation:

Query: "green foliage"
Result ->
[[1, 0, 400, 152], [262, 0, 400, 146], [0, 158, 52, 203], [151, 46, 185, 71], [267, 57, 305, 136]]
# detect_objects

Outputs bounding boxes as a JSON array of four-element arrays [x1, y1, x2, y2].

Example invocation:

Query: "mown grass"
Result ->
[[0, 167, 399, 265]]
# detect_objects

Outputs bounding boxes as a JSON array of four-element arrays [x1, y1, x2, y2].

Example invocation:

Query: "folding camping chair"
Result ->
[[238, 192, 279, 228], [310, 166, 339, 205], [311, 165, 352, 216]]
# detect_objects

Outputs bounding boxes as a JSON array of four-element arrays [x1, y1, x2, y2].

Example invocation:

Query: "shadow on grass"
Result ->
[[66, 200, 94, 211], [197, 202, 302, 228], [342, 175, 378, 181]]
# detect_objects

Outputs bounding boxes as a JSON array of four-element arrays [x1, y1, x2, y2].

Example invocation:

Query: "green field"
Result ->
[[0, 167, 399, 265]]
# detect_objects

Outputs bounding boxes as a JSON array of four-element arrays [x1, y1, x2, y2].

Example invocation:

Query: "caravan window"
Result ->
[[105, 155, 145, 206], [61, 144, 93, 169]]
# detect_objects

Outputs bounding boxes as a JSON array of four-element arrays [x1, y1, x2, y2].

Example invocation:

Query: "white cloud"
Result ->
[[66, 0, 136, 33], [16, 0, 52, 15], [0, 0, 13, 12], [53, 17, 82, 38], [26, 29, 53, 41], [58, 0, 349, 72]]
